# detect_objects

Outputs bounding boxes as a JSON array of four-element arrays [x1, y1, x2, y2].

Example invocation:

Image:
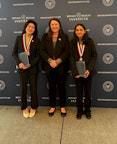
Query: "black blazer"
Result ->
[[12, 35, 41, 73], [70, 37, 97, 77], [40, 33, 69, 74]]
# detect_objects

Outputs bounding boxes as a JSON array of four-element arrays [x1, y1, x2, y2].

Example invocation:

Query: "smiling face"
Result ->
[[75, 25, 86, 40], [50, 20, 60, 34], [25, 23, 35, 35]]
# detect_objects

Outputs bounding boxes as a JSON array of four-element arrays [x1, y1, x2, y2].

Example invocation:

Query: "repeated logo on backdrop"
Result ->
[[102, 0, 114, 6], [103, 53, 114, 64], [0, 80, 5, 90], [67, 12, 91, 21], [0, 0, 117, 107], [0, 29, 2, 37], [103, 81, 114, 92], [103, 24, 114, 36], [45, 0, 56, 9], [0, 54, 4, 64], [12, 15, 35, 23]]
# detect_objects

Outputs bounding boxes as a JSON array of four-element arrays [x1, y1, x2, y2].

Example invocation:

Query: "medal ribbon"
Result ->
[[22, 34, 33, 52], [77, 42, 85, 59]]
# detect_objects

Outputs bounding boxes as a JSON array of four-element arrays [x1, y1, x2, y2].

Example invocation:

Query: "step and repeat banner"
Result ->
[[0, 0, 117, 107]]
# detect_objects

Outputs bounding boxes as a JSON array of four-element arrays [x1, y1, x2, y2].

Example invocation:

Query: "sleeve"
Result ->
[[86, 38, 97, 72], [58, 34, 70, 62], [40, 33, 50, 62], [12, 36, 21, 65], [69, 40, 78, 77], [30, 38, 41, 66]]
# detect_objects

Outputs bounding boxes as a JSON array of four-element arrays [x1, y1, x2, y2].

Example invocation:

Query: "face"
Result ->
[[75, 25, 86, 39], [25, 23, 35, 35], [50, 20, 60, 33]]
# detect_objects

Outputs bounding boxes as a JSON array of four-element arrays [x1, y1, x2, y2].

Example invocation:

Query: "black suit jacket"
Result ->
[[70, 38, 97, 77], [12, 35, 41, 73], [40, 33, 69, 74]]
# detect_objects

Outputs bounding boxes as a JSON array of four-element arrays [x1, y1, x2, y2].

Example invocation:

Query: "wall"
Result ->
[[0, 0, 117, 107]]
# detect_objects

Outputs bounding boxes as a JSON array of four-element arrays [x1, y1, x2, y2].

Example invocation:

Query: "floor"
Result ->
[[0, 106, 117, 144]]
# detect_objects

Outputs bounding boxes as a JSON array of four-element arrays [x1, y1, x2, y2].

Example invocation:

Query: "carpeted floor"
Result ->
[[0, 106, 117, 144]]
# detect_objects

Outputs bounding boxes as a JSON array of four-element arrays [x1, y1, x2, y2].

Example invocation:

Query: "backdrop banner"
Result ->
[[0, 0, 117, 107]]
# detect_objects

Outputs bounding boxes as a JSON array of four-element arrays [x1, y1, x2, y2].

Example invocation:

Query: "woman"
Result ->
[[12, 20, 41, 118], [40, 18, 69, 117], [70, 24, 97, 119]]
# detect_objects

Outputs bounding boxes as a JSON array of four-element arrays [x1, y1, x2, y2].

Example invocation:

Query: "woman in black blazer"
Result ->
[[40, 18, 69, 117], [12, 20, 40, 118], [70, 24, 97, 119]]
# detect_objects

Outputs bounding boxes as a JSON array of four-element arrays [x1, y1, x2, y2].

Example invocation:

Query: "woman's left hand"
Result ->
[[23, 64, 31, 70], [84, 70, 90, 78]]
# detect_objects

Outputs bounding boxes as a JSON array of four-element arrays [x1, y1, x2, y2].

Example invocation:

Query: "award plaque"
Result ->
[[76, 60, 86, 77], [18, 52, 30, 66]]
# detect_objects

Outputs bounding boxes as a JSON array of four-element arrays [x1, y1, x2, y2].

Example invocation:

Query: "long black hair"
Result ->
[[22, 19, 38, 37], [73, 23, 89, 44]]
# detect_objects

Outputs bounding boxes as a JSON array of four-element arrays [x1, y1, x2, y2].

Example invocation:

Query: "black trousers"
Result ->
[[75, 74, 93, 113], [19, 70, 38, 110], [46, 68, 67, 108]]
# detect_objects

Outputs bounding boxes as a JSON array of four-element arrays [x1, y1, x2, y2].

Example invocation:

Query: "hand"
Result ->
[[84, 70, 90, 78], [19, 63, 30, 70], [23, 64, 31, 70], [75, 75, 80, 78], [49, 60, 57, 68], [19, 63, 25, 69]]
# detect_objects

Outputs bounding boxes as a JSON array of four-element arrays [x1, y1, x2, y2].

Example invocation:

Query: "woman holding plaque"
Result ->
[[70, 24, 97, 119], [12, 20, 41, 118], [40, 18, 69, 117]]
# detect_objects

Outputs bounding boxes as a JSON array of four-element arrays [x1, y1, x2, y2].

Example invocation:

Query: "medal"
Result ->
[[77, 42, 85, 61], [22, 34, 33, 56], [79, 58, 83, 61]]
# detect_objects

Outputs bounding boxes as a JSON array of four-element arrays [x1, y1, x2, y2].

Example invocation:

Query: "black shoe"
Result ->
[[61, 112, 66, 117], [85, 112, 91, 119], [60, 108, 67, 117], [76, 113, 82, 119], [48, 108, 56, 117]]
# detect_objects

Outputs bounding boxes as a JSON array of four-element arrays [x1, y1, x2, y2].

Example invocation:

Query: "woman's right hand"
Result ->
[[75, 75, 80, 78], [19, 63, 25, 69], [19, 63, 30, 70]]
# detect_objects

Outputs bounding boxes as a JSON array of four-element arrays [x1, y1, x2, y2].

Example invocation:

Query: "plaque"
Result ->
[[76, 60, 86, 77], [18, 52, 30, 66]]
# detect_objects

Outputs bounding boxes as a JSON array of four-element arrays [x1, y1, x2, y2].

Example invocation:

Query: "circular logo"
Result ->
[[0, 54, 4, 64], [76, 12, 82, 17], [0, 80, 5, 90], [45, 0, 56, 9], [103, 24, 114, 36], [0, 29, 2, 37], [102, 53, 114, 64], [21, 15, 26, 20], [102, 0, 114, 6], [103, 81, 114, 92]]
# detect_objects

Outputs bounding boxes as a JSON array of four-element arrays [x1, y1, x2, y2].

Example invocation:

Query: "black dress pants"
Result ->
[[46, 68, 67, 108], [75, 74, 93, 113], [19, 70, 38, 110]]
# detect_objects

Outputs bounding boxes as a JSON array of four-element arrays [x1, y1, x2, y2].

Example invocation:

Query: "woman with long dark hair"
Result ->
[[12, 20, 41, 118], [70, 24, 97, 119]]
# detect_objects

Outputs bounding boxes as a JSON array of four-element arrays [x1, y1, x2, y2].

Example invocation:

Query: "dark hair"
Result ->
[[22, 19, 38, 37], [73, 23, 89, 44], [48, 18, 64, 38]]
